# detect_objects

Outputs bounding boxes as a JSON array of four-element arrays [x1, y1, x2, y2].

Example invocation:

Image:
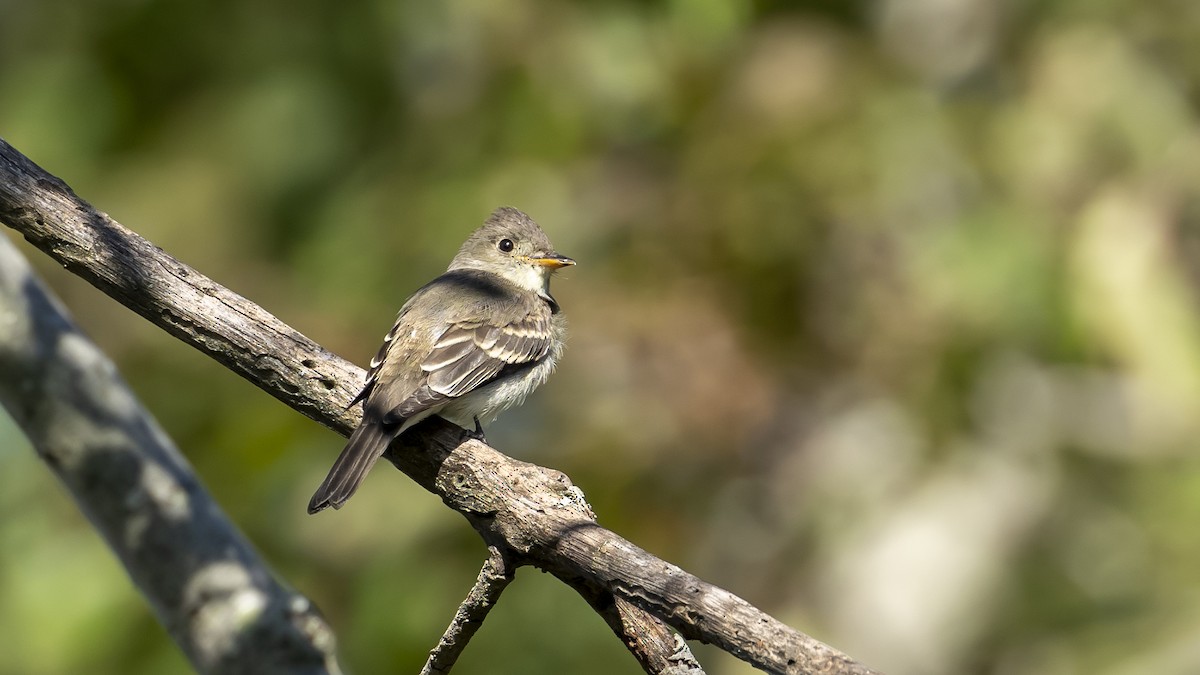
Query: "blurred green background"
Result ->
[[3, 0, 1200, 673]]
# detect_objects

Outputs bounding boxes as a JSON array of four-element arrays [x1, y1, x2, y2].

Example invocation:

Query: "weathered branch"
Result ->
[[578, 586, 704, 674], [0, 138, 881, 675], [0, 232, 340, 674], [421, 547, 515, 675], [0, 138, 696, 675]]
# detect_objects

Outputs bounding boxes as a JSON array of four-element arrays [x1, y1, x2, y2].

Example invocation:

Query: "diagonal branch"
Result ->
[[421, 547, 515, 675], [0, 138, 880, 675], [0, 231, 340, 675]]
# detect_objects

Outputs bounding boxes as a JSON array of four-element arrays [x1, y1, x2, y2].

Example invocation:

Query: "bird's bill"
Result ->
[[528, 254, 576, 269]]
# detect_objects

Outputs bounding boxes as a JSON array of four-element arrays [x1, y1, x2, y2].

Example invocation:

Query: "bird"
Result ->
[[307, 207, 574, 514]]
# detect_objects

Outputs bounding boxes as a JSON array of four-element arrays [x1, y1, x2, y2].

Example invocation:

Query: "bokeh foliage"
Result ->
[[3, 0, 1200, 673]]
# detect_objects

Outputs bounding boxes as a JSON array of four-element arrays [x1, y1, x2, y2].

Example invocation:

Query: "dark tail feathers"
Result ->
[[308, 420, 394, 514]]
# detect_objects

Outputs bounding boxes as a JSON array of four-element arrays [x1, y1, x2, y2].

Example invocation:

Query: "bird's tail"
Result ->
[[308, 420, 394, 514]]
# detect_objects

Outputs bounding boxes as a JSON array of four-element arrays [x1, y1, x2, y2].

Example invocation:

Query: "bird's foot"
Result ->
[[469, 416, 488, 443]]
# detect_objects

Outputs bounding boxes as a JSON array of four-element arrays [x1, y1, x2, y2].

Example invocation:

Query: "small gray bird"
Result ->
[[308, 207, 574, 514]]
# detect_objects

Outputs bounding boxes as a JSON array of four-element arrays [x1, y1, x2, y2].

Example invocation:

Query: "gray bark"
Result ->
[[0, 233, 340, 675], [0, 137, 881, 675]]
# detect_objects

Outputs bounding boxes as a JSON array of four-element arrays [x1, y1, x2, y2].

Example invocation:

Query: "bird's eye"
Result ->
[[498, 238, 514, 253]]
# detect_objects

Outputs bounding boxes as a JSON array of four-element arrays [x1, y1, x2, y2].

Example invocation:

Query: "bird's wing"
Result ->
[[378, 311, 554, 426], [347, 311, 406, 409], [426, 313, 554, 395], [350, 269, 550, 407]]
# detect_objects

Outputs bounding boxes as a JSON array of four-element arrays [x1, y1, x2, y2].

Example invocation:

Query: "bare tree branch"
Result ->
[[0, 138, 881, 675], [578, 590, 705, 674], [0, 232, 340, 674], [421, 547, 515, 675]]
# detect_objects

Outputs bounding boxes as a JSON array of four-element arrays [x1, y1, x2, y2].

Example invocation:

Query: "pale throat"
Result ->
[[501, 261, 553, 296]]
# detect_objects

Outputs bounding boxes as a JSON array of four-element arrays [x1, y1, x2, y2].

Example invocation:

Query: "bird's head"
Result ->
[[448, 207, 575, 295]]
